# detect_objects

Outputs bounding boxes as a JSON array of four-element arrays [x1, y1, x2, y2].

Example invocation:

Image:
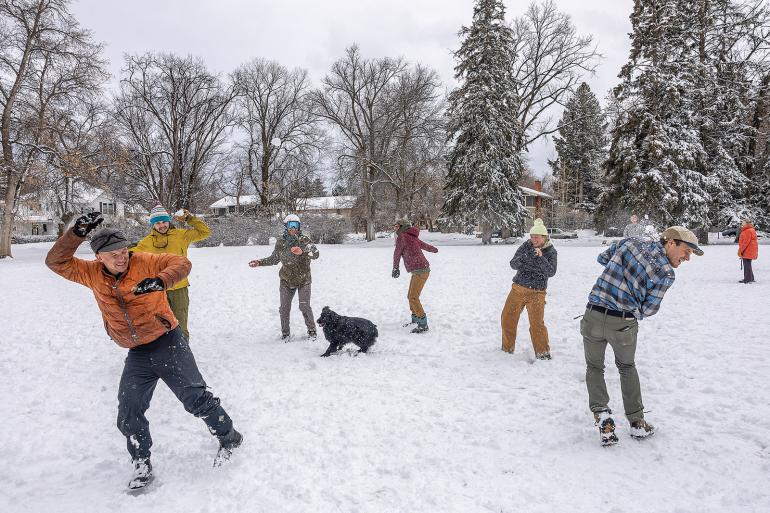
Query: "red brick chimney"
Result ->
[[534, 180, 543, 217]]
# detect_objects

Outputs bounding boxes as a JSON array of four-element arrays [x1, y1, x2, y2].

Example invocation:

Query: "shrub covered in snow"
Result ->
[[11, 234, 58, 244], [299, 214, 350, 244], [195, 216, 282, 247]]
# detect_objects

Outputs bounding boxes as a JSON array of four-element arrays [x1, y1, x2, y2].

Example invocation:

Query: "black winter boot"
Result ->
[[127, 457, 153, 491], [214, 429, 243, 467]]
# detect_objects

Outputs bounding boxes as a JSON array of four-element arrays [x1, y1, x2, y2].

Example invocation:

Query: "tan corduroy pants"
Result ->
[[500, 283, 550, 354], [407, 271, 430, 317]]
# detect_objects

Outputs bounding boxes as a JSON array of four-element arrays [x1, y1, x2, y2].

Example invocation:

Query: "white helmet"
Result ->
[[284, 214, 300, 224]]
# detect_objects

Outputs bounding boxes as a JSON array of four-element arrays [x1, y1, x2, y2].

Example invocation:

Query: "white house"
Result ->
[[209, 195, 357, 218], [11, 184, 148, 236]]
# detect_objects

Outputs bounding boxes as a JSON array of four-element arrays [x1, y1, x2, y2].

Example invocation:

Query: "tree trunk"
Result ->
[[480, 219, 493, 245], [0, 174, 19, 258], [695, 226, 709, 246]]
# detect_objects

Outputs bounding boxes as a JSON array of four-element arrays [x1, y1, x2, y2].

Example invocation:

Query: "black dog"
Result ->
[[316, 306, 378, 357]]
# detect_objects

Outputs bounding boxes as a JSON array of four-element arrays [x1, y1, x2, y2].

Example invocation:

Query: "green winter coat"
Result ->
[[258, 232, 319, 288]]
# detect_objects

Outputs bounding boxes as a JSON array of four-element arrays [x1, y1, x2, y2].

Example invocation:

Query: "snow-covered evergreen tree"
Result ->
[[441, 0, 526, 242], [549, 82, 606, 213], [597, 0, 711, 232], [694, 0, 764, 227]]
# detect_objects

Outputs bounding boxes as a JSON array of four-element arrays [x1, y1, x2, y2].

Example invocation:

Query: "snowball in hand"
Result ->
[[175, 209, 185, 217]]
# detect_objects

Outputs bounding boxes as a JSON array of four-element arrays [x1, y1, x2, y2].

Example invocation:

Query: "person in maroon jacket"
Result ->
[[392, 219, 438, 333]]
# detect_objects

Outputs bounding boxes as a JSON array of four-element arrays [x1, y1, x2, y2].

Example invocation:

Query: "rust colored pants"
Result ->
[[500, 283, 550, 354], [407, 271, 430, 317]]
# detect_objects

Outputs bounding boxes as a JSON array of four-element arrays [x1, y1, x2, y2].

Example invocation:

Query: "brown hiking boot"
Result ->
[[594, 411, 618, 446], [630, 419, 655, 439]]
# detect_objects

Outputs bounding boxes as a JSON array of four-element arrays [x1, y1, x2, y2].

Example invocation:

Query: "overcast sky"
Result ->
[[70, 0, 634, 178]]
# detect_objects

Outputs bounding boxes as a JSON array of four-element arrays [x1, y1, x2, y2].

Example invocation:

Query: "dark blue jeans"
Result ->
[[116, 327, 233, 459]]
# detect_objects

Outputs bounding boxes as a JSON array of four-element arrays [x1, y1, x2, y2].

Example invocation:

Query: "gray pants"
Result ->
[[279, 280, 316, 335], [580, 307, 645, 423]]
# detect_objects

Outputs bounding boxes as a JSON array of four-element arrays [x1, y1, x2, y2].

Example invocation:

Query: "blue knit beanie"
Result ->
[[149, 204, 171, 225]]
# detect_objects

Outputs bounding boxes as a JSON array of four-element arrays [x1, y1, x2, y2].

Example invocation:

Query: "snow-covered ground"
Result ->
[[1, 233, 769, 513]]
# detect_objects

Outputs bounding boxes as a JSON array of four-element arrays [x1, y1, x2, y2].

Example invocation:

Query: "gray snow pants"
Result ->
[[117, 327, 233, 460], [279, 280, 316, 335], [580, 307, 645, 423]]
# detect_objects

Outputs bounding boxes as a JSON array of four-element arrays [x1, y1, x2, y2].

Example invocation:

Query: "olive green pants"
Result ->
[[580, 307, 644, 423], [166, 287, 190, 340]]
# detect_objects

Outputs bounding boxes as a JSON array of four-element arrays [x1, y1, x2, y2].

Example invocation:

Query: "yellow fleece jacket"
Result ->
[[130, 215, 211, 290]]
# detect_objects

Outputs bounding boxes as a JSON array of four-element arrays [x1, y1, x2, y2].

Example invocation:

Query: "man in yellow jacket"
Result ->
[[131, 204, 211, 339]]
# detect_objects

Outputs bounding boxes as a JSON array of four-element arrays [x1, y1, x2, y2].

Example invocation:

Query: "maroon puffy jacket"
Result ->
[[393, 227, 438, 273]]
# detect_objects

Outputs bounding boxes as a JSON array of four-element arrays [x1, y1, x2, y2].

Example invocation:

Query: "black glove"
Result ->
[[392, 268, 400, 278], [72, 212, 104, 237], [132, 277, 165, 295]]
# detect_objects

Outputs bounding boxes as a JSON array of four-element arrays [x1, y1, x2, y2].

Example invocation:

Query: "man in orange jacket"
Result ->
[[738, 218, 759, 284], [45, 212, 241, 491]]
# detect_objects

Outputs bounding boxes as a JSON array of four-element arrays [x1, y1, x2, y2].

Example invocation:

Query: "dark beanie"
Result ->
[[90, 228, 130, 254]]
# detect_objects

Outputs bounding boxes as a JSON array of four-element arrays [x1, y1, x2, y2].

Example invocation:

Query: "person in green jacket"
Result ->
[[131, 204, 211, 340], [249, 214, 320, 340]]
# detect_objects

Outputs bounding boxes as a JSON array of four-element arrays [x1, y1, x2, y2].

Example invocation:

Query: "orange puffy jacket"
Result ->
[[738, 224, 758, 260], [46, 230, 192, 348]]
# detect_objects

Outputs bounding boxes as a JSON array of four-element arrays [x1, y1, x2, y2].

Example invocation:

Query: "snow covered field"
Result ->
[[1, 233, 769, 513]]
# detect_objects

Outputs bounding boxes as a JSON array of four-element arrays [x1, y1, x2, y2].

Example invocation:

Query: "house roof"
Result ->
[[519, 186, 552, 199], [297, 196, 356, 210], [209, 195, 259, 209]]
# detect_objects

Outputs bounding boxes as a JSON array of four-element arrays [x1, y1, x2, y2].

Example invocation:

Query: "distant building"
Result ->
[[9, 184, 148, 236], [209, 195, 357, 219]]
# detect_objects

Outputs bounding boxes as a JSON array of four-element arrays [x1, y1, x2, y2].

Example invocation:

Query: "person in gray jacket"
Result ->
[[623, 214, 646, 238], [500, 219, 558, 359], [249, 214, 320, 340]]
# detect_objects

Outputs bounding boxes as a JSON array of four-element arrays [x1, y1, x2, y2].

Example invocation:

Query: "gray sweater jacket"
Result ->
[[510, 240, 558, 290]]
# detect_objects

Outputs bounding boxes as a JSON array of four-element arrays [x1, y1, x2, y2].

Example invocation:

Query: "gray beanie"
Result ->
[[90, 228, 130, 254]]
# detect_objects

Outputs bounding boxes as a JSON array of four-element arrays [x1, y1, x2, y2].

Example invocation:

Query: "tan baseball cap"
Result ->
[[661, 226, 704, 256]]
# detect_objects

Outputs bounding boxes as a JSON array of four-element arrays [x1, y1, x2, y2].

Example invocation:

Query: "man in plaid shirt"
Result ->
[[581, 226, 703, 446]]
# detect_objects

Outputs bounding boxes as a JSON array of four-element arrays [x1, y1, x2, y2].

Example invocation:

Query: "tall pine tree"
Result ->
[[597, 0, 711, 234], [550, 82, 606, 213], [694, 0, 761, 227], [441, 0, 526, 243]]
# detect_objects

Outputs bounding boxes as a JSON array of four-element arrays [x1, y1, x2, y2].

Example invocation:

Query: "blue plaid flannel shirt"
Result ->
[[588, 238, 675, 320]]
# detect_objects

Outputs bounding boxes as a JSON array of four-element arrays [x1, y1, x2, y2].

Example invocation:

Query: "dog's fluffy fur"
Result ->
[[316, 306, 378, 357]]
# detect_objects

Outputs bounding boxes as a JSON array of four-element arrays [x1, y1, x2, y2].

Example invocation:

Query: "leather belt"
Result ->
[[586, 303, 636, 320]]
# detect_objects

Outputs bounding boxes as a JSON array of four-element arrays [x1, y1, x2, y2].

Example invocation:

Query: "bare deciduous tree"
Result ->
[[230, 58, 324, 217], [512, 0, 601, 148], [114, 53, 235, 211], [311, 45, 407, 241], [0, 0, 106, 257], [377, 65, 446, 221]]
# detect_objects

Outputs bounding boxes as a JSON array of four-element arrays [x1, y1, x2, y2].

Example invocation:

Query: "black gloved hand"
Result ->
[[392, 268, 400, 279], [132, 277, 165, 295], [72, 212, 104, 237]]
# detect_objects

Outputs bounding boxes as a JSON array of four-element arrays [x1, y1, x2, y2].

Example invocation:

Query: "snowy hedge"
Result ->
[[195, 216, 281, 247], [194, 214, 351, 247], [11, 234, 58, 244]]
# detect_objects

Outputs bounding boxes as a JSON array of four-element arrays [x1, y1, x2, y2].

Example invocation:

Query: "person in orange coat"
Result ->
[[45, 212, 242, 491], [738, 218, 758, 284]]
